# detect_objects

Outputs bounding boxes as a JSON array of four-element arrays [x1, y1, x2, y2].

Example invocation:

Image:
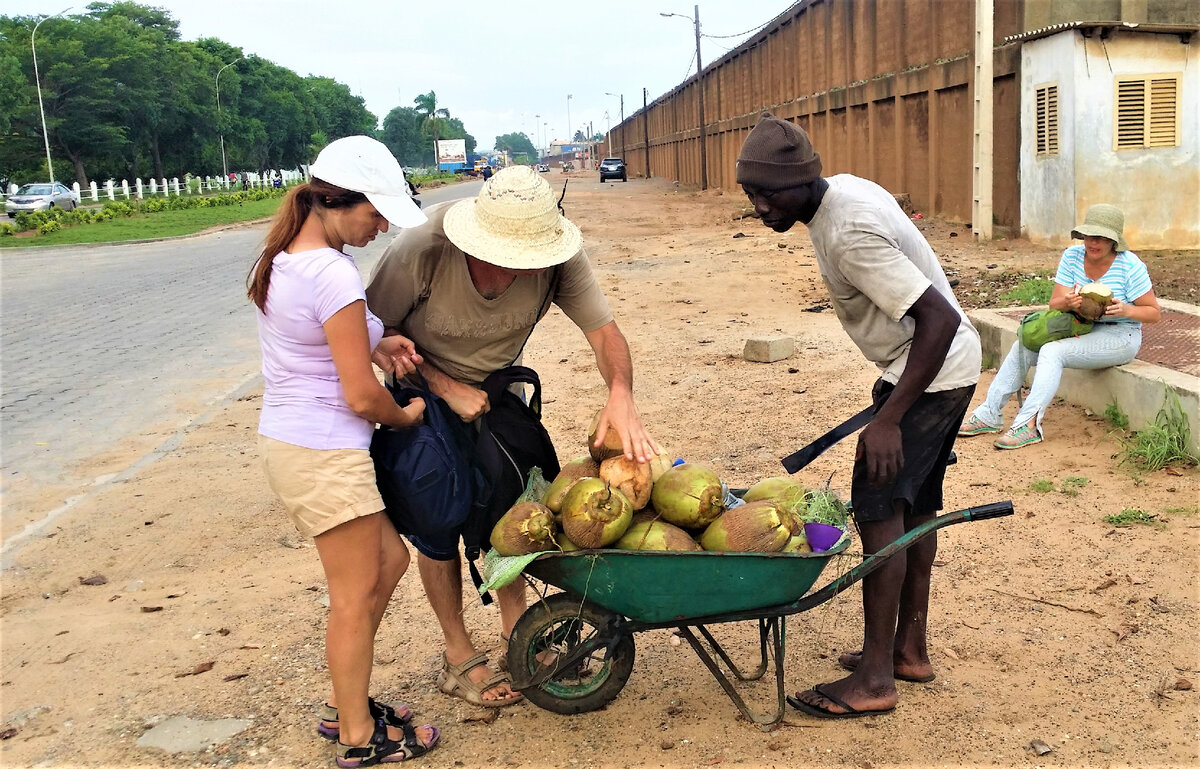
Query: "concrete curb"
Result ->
[[968, 298, 1200, 455]]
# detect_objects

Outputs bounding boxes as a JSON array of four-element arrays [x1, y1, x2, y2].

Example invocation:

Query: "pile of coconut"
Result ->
[[490, 412, 849, 557]]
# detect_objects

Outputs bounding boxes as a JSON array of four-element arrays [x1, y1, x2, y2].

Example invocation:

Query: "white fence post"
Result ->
[[148, 178, 157, 196], [135, 178, 143, 199], [72, 181, 81, 201], [106, 180, 114, 200], [160, 177, 167, 196], [121, 180, 130, 199], [171, 177, 180, 196], [89, 181, 98, 201]]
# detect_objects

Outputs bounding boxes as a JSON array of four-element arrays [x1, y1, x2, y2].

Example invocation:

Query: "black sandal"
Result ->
[[317, 698, 413, 741], [335, 718, 439, 767]]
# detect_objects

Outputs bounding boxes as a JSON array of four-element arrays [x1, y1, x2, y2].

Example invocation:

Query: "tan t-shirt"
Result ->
[[806, 175, 981, 391], [365, 201, 613, 385]]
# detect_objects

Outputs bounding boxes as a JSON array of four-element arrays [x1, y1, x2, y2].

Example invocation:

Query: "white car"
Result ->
[[5, 182, 80, 217]]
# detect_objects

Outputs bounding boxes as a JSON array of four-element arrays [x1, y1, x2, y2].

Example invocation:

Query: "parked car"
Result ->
[[5, 182, 79, 217], [599, 157, 627, 183], [535, 163, 550, 173]]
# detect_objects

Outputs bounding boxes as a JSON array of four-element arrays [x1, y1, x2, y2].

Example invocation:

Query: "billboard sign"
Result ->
[[436, 139, 466, 165]]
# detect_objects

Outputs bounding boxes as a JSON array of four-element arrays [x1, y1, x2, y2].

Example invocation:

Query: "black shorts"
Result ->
[[850, 379, 975, 523]]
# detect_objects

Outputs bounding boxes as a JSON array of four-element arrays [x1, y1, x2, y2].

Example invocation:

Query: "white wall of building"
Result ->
[[1020, 30, 1199, 249]]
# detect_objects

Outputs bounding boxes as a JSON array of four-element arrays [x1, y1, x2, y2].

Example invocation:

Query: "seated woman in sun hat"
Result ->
[[959, 203, 1161, 450], [248, 135, 441, 766], [365, 164, 660, 707]]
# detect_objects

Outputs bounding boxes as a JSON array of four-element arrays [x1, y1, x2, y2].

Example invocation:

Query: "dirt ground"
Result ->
[[2, 173, 1197, 769]]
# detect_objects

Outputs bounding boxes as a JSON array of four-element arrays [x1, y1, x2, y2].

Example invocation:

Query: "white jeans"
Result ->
[[971, 323, 1141, 434]]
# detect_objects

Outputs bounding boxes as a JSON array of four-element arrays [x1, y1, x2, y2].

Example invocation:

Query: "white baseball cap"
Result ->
[[308, 136, 427, 229]]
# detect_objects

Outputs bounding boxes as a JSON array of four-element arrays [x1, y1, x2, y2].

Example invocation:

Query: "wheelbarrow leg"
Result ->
[[677, 617, 787, 730], [693, 620, 770, 681]]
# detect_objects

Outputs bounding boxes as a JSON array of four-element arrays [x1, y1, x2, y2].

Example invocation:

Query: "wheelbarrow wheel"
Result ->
[[507, 592, 635, 715]]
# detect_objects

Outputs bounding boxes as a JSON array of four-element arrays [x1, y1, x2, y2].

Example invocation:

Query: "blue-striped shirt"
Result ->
[[1054, 245, 1152, 325]]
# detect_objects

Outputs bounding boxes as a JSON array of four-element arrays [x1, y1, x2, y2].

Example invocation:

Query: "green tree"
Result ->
[[495, 132, 536, 160], [305, 76, 377, 141], [413, 90, 450, 165], [381, 106, 427, 167]]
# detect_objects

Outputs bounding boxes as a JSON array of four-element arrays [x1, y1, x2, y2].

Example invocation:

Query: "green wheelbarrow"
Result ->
[[505, 500, 1013, 728]]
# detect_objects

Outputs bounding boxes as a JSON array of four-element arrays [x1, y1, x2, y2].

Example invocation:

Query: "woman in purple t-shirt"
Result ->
[[247, 137, 440, 766]]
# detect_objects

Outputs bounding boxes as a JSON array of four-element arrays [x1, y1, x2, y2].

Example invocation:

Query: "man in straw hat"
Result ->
[[736, 114, 982, 718], [366, 165, 659, 706]]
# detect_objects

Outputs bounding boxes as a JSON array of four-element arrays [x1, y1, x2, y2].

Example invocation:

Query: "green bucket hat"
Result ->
[[1070, 204, 1127, 252]]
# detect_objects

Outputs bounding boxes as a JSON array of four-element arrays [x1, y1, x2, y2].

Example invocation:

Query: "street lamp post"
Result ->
[[216, 57, 242, 180], [660, 6, 707, 190], [534, 113, 540, 157], [566, 94, 573, 144], [32, 7, 71, 184], [605, 91, 625, 159]]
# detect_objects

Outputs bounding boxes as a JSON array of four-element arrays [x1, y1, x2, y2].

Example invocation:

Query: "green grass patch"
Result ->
[[1102, 508, 1163, 528], [1104, 401, 1129, 431], [1060, 476, 1089, 496], [1119, 389, 1198, 472], [1030, 479, 1055, 493], [1164, 505, 1198, 517], [1001, 276, 1054, 305], [1, 198, 282, 247]]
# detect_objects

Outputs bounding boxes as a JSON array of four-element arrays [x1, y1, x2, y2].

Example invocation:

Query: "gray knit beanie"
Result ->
[[736, 113, 822, 190]]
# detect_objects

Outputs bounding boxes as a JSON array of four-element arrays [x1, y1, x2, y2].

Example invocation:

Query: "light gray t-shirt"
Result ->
[[805, 174, 981, 391]]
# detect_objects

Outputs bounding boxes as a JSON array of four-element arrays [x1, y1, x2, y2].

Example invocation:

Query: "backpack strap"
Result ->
[[480, 365, 543, 416]]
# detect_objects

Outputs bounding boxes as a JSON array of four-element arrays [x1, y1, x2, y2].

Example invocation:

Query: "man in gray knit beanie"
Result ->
[[737, 113, 983, 720]]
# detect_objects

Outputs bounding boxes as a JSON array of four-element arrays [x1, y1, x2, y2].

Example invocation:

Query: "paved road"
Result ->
[[0, 180, 479, 540]]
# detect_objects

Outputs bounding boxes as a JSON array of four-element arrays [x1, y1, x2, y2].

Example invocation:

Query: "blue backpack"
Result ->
[[371, 375, 477, 541]]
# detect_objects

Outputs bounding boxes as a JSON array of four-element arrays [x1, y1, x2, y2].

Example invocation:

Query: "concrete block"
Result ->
[[743, 335, 794, 363]]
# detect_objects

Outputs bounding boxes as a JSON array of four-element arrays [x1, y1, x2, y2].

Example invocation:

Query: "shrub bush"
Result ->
[[0, 222, 15, 237]]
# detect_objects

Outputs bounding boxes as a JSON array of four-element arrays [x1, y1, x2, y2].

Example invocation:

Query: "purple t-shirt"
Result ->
[[257, 248, 383, 449]]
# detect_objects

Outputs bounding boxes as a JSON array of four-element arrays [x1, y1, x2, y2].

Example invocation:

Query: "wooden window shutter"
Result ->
[[1115, 75, 1181, 150], [1036, 85, 1059, 156], [1148, 77, 1180, 148]]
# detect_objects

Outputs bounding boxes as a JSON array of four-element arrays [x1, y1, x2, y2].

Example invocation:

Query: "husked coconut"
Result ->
[[556, 455, 600, 481], [587, 409, 626, 462], [561, 477, 634, 549], [648, 452, 676, 482], [649, 463, 724, 530], [699, 500, 792, 552], [615, 518, 701, 551], [490, 501, 558, 556], [600, 455, 653, 510], [1077, 282, 1114, 321]]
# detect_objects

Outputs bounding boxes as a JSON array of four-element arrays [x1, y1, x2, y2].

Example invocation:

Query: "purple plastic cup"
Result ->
[[803, 522, 843, 552]]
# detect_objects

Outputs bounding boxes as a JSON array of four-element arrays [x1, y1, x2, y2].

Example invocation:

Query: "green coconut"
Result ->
[[558, 533, 582, 552], [1077, 282, 1114, 321], [599, 455, 653, 510], [543, 474, 589, 514], [560, 477, 634, 549], [490, 501, 558, 556], [650, 463, 725, 530], [615, 517, 701, 551], [699, 500, 792, 553], [780, 532, 813, 553], [742, 476, 808, 508]]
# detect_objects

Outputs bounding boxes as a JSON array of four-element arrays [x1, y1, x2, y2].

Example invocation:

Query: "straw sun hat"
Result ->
[[1070, 203, 1127, 252], [443, 165, 582, 269]]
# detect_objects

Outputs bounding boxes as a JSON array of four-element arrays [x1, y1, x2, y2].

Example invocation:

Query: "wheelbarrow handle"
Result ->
[[778, 501, 1015, 618], [963, 500, 1014, 521]]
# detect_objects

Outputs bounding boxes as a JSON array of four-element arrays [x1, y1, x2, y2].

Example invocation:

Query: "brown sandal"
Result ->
[[436, 652, 522, 708]]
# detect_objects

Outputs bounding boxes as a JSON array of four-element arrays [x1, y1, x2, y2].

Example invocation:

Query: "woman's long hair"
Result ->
[[246, 179, 369, 311]]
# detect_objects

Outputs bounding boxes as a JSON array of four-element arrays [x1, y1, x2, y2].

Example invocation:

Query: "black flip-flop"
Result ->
[[786, 684, 896, 719]]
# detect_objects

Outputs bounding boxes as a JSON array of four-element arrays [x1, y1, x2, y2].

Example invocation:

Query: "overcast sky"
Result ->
[[8, 0, 796, 153]]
